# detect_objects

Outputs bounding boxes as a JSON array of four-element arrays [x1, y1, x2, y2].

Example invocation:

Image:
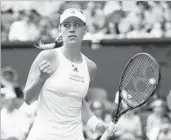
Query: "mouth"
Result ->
[[68, 35, 77, 38]]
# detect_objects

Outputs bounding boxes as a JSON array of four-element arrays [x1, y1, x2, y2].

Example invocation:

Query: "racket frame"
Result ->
[[112, 53, 161, 123]]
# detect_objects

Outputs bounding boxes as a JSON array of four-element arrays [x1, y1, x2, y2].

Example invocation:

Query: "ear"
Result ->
[[84, 26, 88, 35]]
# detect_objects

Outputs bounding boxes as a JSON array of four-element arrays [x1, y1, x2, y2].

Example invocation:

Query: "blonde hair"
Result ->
[[34, 34, 63, 50]]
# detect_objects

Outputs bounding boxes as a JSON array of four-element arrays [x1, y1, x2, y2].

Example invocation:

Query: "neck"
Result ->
[[61, 43, 82, 62]]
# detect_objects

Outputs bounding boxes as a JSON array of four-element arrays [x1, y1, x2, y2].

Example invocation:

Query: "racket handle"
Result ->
[[100, 122, 116, 140]]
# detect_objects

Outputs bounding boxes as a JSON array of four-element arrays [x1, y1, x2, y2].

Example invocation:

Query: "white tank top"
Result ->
[[27, 48, 90, 140]]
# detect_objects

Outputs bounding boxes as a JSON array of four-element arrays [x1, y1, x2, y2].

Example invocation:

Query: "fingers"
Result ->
[[100, 122, 118, 140], [39, 60, 52, 74], [106, 122, 117, 136], [96, 123, 107, 134]]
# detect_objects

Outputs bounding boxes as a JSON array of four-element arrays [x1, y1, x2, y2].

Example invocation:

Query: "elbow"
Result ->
[[24, 94, 32, 105], [23, 88, 32, 105], [24, 98, 32, 105]]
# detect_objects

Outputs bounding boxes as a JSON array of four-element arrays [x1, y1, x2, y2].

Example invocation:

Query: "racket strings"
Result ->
[[121, 54, 159, 107], [124, 58, 149, 105]]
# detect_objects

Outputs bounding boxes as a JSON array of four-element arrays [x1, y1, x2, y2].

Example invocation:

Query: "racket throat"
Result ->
[[112, 118, 118, 123]]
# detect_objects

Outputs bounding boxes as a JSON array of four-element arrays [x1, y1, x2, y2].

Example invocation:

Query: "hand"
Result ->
[[95, 123, 107, 134], [100, 122, 118, 140], [39, 60, 52, 81]]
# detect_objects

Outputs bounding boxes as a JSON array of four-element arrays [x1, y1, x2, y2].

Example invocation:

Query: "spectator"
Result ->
[[146, 99, 168, 140], [1, 66, 37, 140], [1, 21, 9, 42], [103, 1, 123, 16], [126, 1, 149, 32], [157, 115, 171, 140], [84, 2, 106, 34], [164, 22, 171, 37], [126, 14, 149, 38], [161, 1, 171, 22], [86, 87, 113, 113], [1, 66, 24, 99], [147, 1, 165, 25], [38, 17, 54, 41], [117, 18, 131, 38], [1, 95, 35, 140], [1, 95, 20, 140], [8, 10, 40, 42], [105, 21, 118, 35], [114, 101, 142, 140], [2, 1, 171, 42], [149, 22, 164, 38], [84, 100, 106, 140]]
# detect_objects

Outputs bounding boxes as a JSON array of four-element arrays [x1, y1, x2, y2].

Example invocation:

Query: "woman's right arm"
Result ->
[[23, 50, 56, 105]]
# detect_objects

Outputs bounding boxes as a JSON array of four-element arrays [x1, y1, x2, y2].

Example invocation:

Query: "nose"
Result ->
[[69, 24, 75, 33]]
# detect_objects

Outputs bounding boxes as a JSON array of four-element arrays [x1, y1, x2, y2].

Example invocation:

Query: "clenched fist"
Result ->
[[38, 60, 52, 82]]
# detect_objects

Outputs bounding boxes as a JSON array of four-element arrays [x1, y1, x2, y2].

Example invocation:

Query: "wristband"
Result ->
[[87, 116, 101, 132]]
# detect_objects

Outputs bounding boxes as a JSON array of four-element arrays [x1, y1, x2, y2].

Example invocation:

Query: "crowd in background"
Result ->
[[1, 1, 171, 43], [1, 66, 171, 140], [1, 1, 171, 140]]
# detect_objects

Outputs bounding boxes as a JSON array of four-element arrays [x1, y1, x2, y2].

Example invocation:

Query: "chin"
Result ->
[[68, 40, 77, 45]]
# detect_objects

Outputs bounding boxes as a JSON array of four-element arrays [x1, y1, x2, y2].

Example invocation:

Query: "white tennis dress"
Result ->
[[26, 48, 90, 140]]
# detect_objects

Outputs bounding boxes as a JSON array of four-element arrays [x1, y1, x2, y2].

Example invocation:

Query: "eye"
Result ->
[[75, 23, 81, 27], [63, 23, 70, 28]]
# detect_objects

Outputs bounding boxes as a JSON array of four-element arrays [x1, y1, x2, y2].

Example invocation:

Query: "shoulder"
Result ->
[[10, 21, 22, 30], [36, 49, 58, 62], [32, 49, 59, 72], [84, 55, 97, 82], [84, 55, 97, 70]]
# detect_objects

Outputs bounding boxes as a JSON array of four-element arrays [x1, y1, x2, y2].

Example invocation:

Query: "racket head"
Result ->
[[118, 53, 161, 108]]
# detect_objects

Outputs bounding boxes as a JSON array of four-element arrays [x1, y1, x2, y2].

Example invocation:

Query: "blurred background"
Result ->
[[1, 1, 171, 140]]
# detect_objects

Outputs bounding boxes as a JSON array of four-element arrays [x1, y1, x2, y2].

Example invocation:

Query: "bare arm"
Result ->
[[81, 56, 106, 133], [85, 56, 97, 83], [24, 50, 57, 105], [81, 56, 97, 123]]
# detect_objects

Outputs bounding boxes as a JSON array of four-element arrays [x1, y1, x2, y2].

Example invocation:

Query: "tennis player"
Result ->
[[23, 8, 116, 140]]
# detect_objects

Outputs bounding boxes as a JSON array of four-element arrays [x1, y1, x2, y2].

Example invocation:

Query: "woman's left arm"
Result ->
[[81, 56, 106, 133], [81, 99, 106, 133], [81, 56, 97, 125]]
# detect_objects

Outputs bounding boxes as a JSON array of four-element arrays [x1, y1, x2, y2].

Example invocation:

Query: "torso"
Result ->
[[44, 48, 90, 98], [26, 48, 90, 140]]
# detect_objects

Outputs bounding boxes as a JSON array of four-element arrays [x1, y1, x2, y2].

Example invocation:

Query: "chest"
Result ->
[[44, 58, 90, 98]]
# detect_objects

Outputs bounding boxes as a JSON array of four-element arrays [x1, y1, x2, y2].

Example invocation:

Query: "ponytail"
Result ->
[[34, 34, 63, 50]]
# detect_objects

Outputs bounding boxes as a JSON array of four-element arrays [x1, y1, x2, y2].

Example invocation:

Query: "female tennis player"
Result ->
[[24, 8, 116, 140]]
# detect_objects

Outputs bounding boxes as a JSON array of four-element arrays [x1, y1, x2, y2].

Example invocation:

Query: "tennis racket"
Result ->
[[100, 52, 161, 140]]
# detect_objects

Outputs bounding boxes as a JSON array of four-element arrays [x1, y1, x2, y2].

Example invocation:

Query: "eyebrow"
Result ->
[[63, 21, 84, 23], [61, 21, 86, 26]]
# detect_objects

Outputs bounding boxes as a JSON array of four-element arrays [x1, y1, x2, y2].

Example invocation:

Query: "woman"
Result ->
[[23, 8, 115, 140]]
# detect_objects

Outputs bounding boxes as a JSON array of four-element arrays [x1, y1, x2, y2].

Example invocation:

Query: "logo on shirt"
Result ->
[[73, 67, 79, 72], [71, 11, 75, 14]]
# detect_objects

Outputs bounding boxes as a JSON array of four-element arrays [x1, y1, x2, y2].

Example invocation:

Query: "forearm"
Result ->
[[24, 76, 44, 105], [81, 99, 104, 132]]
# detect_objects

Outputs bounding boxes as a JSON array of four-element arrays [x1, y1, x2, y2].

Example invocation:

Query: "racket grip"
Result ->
[[100, 122, 116, 140]]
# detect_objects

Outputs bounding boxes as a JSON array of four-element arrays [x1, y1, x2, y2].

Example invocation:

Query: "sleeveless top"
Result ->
[[26, 48, 90, 140]]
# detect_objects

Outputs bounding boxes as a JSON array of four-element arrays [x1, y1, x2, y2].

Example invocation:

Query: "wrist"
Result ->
[[87, 116, 102, 132], [96, 123, 107, 133]]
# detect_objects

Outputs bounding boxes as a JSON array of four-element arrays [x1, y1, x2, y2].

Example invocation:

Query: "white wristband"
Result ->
[[87, 116, 101, 132]]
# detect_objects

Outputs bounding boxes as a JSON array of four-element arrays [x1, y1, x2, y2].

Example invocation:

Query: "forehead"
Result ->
[[62, 16, 84, 23]]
